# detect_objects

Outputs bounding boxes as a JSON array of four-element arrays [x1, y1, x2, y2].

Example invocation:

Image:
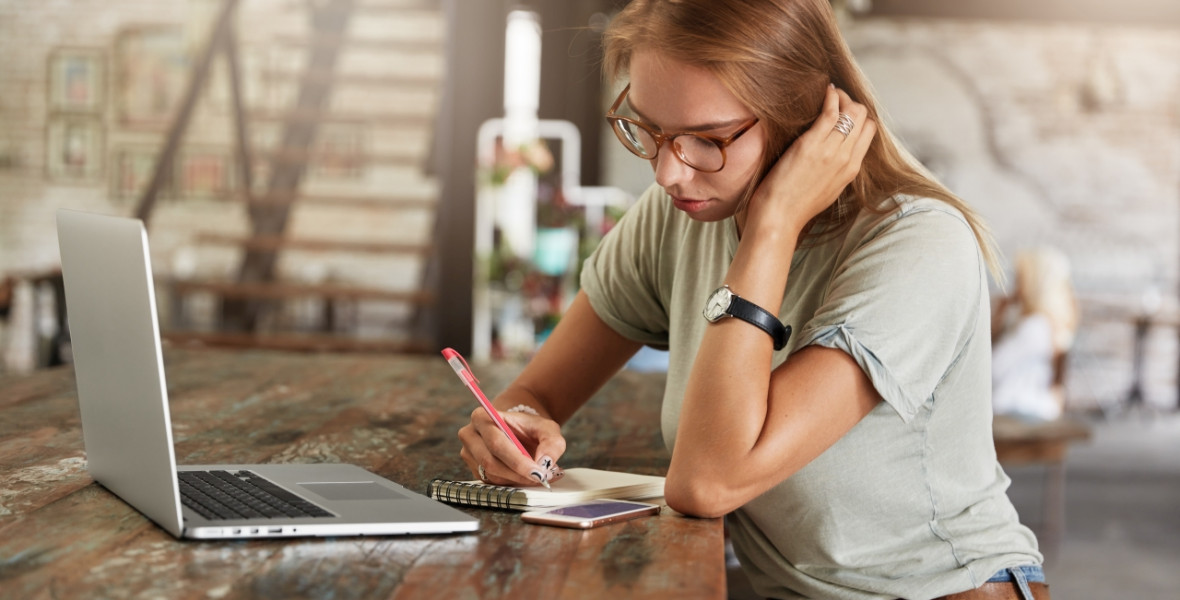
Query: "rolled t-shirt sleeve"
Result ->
[[796, 204, 986, 421], [580, 186, 672, 348]]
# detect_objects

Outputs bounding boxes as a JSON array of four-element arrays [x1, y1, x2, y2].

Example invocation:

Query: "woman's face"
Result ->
[[627, 49, 765, 224]]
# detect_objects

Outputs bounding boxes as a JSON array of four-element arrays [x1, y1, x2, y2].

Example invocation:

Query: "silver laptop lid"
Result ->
[[57, 209, 185, 537]]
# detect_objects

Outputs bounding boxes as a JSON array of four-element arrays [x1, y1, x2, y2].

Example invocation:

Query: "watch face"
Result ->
[[703, 287, 732, 322]]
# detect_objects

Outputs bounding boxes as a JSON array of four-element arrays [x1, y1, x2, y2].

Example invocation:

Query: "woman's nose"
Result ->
[[652, 144, 694, 189]]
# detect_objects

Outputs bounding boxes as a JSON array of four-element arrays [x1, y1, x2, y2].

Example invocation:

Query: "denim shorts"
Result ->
[[986, 565, 1046, 599]]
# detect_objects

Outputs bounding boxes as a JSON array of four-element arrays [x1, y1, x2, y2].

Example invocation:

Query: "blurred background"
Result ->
[[0, 0, 1177, 597]]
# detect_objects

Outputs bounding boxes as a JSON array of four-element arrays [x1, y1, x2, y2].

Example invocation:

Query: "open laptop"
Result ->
[[56, 208, 479, 539]]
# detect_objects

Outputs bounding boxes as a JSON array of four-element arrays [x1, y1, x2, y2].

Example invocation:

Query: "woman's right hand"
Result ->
[[457, 400, 566, 487], [743, 85, 876, 241], [453, 292, 643, 488]]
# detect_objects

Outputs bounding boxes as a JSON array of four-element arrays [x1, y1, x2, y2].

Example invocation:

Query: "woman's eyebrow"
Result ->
[[629, 102, 752, 134]]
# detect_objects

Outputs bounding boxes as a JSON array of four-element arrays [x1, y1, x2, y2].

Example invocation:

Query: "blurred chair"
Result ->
[[1, 269, 69, 372]]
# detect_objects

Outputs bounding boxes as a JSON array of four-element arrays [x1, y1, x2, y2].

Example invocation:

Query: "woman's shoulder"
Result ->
[[848, 194, 976, 247], [811, 194, 985, 283], [875, 194, 970, 226]]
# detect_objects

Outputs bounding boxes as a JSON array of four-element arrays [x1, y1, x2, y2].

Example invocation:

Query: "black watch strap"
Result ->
[[727, 296, 791, 351]]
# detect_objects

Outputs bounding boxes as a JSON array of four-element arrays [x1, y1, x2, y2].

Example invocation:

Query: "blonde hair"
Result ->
[[603, 0, 1002, 278], [1014, 247, 1079, 352]]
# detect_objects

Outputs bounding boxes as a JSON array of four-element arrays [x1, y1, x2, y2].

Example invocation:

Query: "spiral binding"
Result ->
[[428, 479, 522, 509]]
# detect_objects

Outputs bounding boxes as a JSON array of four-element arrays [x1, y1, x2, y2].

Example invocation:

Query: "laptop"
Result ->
[[55, 208, 479, 539]]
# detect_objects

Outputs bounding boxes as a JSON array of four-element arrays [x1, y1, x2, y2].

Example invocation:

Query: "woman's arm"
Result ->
[[665, 87, 882, 517], [458, 291, 643, 486]]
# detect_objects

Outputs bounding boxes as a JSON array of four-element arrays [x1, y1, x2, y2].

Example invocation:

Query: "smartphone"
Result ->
[[521, 499, 661, 529]]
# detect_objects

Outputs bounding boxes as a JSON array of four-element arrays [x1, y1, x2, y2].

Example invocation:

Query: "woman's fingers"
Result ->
[[746, 84, 878, 233], [826, 87, 870, 146], [457, 408, 566, 487], [825, 88, 875, 187], [459, 423, 537, 486], [848, 117, 877, 167]]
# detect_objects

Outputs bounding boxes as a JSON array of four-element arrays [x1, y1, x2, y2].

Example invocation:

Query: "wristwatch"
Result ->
[[702, 285, 791, 351]]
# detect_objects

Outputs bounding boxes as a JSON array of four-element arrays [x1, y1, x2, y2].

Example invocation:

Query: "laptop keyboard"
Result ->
[[178, 470, 334, 521]]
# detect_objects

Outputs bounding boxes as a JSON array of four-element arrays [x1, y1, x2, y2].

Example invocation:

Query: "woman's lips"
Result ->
[[671, 195, 710, 213]]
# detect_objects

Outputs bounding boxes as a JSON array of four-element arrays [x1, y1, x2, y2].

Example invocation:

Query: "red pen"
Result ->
[[442, 348, 550, 488]]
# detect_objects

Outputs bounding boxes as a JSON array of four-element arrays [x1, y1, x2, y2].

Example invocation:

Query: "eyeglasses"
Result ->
[[605, 84, 759, 173]]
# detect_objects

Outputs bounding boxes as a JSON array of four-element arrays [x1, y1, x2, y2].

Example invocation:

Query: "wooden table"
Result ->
[[0, 348, 724, 599], [993, 414, 1093, 562]]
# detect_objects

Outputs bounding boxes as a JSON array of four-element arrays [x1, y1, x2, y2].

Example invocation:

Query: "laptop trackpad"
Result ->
[[299, 481, 407, 501]]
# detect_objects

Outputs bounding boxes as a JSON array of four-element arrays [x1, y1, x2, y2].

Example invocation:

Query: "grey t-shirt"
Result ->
[[580, 183, 1041, 599]]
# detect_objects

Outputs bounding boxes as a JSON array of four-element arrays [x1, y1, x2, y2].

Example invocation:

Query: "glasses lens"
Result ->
[[611, 119, 658, 159], [674, 135, 725, 172]]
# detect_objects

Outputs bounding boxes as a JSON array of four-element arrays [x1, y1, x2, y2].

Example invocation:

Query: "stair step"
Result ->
[[235, 191, 436, 210], [272, 33, 442, 55], [249, 108, 433, 127], [351, 2, 442, 15], [276, 1, 442, 16], [262, 68, 440, 89], [167, 279, 433, 304], [194, 233, 432, 256], [163, 330, 433, 354], [256, 147, 424, 168]]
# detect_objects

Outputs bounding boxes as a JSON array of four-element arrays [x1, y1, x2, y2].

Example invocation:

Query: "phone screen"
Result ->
[[521, 500, 660, 529], [544, 501, 651, 519]]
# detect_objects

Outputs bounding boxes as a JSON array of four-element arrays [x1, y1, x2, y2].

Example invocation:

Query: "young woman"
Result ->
[[458, 1, 1047, 598]]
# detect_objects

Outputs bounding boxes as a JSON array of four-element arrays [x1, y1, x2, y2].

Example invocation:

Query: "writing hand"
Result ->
[[458, 404, 566, 487]]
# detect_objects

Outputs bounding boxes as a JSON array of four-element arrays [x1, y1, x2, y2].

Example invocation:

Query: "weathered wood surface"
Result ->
[[0, 349, 724, 599]]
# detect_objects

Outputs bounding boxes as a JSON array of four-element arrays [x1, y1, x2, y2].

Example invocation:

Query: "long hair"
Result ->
[[602, 0, 1002, 277]]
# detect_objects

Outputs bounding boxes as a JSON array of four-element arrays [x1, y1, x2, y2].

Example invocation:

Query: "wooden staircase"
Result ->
[[136, 0, 446, 353]]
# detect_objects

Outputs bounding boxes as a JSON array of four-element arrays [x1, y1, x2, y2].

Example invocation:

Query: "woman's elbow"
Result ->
[[664, 474, 740, 518]]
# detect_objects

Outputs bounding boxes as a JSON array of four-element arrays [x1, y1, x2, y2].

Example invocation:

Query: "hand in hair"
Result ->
[[743, 85, 876, 241]]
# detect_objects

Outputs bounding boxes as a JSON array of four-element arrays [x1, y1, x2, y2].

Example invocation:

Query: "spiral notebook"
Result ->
[[427, 468, 665, 510]]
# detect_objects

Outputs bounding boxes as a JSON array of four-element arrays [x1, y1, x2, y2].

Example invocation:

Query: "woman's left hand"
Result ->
[[743, 85, 877, 240]]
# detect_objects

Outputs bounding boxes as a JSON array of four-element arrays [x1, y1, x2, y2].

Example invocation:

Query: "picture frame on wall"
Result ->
[[176, 148, 232, 200], [46, 115, 104, 181], [115, 26, 188, 129], [112, 145, 169, 202], [48, 47, 105, 113]]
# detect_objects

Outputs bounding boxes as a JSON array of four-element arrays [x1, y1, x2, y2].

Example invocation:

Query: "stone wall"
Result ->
[[844, 18, 1180, 410]]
